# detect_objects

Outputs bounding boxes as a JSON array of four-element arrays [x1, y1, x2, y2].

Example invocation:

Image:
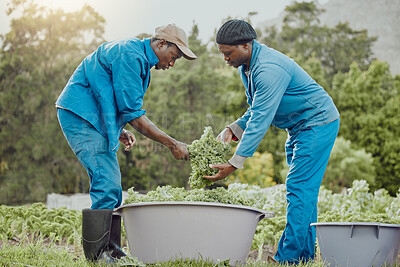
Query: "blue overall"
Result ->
[[56, 38, 159, 209], [228, 41, 340, 264]]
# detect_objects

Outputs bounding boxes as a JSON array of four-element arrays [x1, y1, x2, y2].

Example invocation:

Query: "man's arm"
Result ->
[[128, 115, 189, 161]]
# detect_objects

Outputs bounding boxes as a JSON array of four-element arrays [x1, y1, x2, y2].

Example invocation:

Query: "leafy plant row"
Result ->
[[0, 203, 81, 246], [1, 180, 399, 261]]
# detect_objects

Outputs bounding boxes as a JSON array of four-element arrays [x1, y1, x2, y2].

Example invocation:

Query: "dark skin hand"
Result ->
[[129, 115, 189, 161], [203, 127, 237, 181], [203, 163, 237, 181], [217, 127, 234, 143], [119, 129, 136, 151]]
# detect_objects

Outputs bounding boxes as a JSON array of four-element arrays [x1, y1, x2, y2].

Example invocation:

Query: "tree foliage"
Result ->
[[332, 61, 400, 194], [323, 137, 376, 192], [226, 151, 276, 188], [0, 0, 105, 204], [260, 1, 377, 78]]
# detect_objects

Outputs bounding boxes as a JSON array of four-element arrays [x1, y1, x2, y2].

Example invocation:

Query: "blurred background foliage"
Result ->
[[0, 0, 399, 205], [226, 151, 276, 188]]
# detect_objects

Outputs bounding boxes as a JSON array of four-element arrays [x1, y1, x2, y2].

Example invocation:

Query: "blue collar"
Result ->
[[144, 38, 159, 68], [239, 40, 262, 76], [249, 40, 262, 71]]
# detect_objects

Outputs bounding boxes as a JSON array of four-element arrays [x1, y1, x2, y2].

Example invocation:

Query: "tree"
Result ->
[[0, 0, 105, 204], [323, 137, 376, 192], [259, 1, 376, 79], [332, 61, 400, 194]]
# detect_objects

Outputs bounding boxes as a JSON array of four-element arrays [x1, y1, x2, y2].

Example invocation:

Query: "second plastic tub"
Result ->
[[311, 222, 400, 267]]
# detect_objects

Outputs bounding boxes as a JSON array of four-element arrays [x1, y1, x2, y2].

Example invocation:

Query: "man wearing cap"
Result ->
[[204, 19, 339, 264], [55, 24, 196, 263]]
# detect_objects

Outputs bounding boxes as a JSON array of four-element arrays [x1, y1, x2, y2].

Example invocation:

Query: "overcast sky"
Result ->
[[0, 0, 329, 43]]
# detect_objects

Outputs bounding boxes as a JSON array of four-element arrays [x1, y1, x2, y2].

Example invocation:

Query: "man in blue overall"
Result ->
[[204, 19, 339, 264], [56, 24, 196, 262]]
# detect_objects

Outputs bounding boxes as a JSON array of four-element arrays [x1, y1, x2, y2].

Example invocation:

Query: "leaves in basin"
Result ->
[[187, 126, 231, 189], [124, 185, 252, 207]]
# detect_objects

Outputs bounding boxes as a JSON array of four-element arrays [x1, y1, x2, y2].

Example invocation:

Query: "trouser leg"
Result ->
[[275, 119, 339, 264], [57, 108, 122, 209]]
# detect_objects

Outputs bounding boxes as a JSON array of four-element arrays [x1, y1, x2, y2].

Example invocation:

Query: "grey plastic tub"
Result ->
[[115, 201, 274, 264], [311, 222, 400, 267]]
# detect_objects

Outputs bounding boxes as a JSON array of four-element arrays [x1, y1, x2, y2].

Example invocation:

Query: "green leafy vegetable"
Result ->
[[124, 185, 251, 207], [318, 211, 400, 225], [187, 126, 231, 189]]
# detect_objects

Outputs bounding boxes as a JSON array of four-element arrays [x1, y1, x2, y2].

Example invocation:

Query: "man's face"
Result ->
[[218, 44, 250, 68], [154, 40, 183, 70]]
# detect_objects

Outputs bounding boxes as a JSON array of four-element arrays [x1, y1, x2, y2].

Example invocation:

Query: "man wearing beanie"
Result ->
[[55, 24, 196, 263], [205, 19, 339, 264]]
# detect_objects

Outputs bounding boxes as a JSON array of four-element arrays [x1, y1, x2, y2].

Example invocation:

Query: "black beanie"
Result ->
[[216, 19, 257, 45]]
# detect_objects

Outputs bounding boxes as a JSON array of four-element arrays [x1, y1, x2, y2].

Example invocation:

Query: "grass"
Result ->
[[0, 241, 90, 267], [0, 239, 329, 267], [1, 238, 398, 267]]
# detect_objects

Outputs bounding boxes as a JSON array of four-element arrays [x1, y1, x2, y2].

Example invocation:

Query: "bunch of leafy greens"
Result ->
[[124, 185, 252, 207], [318, 211, 400, 225], [187, 126, 231, 189]]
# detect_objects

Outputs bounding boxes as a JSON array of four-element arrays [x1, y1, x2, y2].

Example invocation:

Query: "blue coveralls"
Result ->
[[229, 40, 340, 264], [56, 38, 159, 209]]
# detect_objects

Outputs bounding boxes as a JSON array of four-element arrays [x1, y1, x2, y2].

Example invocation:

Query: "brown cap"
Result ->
[[154, 24, 197, 60]]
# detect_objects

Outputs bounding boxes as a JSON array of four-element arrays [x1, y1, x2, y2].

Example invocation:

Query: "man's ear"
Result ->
[[158, 39, 167, 48], [240, 43, 249, 50]]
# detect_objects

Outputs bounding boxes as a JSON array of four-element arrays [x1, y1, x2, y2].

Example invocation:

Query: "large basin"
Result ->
[[115, 201, 274, 265]]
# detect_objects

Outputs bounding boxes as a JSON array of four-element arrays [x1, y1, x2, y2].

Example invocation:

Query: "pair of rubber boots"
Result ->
[[82, 209, 126, 263]]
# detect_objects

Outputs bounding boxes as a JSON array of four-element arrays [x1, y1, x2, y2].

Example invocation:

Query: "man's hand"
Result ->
[[119, 129, 136, 151], [217, 127, 237, 143], [170, 141, 190, 161], [203, 163, 236, 181]]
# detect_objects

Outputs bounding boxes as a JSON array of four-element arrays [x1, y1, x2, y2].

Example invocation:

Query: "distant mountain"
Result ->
[[258, 0, 400, 75]]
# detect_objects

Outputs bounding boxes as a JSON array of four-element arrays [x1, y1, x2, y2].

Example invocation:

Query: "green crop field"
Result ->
[[1, 180, 399, 266]]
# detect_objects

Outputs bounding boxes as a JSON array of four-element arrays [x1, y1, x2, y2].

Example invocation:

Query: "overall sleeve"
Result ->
[[229, 65, 291, 169], [228, 108, 251, 140], [112, 52, 147, 124]]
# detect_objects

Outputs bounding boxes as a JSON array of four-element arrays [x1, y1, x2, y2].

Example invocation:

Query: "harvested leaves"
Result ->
[[187, 126, 231, 189]]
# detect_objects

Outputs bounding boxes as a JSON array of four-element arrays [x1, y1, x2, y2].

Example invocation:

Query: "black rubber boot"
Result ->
[[109, 214, 126, 259], [82, 209, 126, 263]]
